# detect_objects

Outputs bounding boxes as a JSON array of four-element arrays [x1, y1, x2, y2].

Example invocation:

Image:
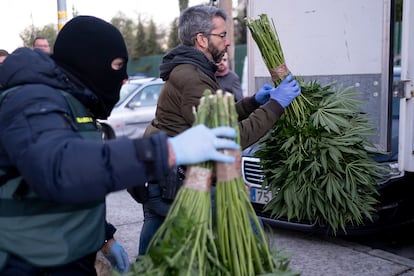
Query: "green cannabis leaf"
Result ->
[[256, 80, 390, 234]]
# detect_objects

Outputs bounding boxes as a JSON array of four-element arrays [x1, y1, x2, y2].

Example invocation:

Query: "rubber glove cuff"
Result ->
[[105, 241, 130, 273], [254, 84, 273, 105], [269, 73, 301, 108]]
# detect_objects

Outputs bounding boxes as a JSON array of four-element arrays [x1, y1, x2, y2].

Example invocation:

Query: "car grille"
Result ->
[[242, 157, 265, 186]]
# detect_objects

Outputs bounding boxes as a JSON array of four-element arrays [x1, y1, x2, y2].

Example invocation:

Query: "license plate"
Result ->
[[250, 187, 272, 204]]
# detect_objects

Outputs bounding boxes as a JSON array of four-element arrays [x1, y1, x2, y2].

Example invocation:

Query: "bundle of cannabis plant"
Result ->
[[246, 13, 389, 234], [256, 80, 389, 234], [245, 13, 310, 126], [127, 93, 222, 276], [125, 91, 298, 275]]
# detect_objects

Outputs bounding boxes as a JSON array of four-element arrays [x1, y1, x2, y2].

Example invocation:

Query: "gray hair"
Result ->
[[179, 5, 227, 46]]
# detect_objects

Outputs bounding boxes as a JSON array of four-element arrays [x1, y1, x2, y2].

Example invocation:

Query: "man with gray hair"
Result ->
[[136, 4, 301, 256]]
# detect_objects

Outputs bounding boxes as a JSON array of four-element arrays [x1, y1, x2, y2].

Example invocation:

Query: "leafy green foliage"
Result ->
[[256, 80, 389, 234], [124, 203, 227, 276]]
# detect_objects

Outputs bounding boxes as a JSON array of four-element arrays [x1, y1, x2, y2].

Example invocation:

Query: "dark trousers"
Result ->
[[0, 253, 97, 276], [138, 184, 171, 255]]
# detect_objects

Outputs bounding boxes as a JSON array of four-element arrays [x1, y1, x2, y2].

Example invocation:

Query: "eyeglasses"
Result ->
[[205, 32, 227, 39]]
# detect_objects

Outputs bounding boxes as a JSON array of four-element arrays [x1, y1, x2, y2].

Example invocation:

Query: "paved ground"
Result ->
[[106, 190, 414, 276]]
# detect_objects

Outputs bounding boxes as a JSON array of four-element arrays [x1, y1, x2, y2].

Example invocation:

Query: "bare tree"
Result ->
[[20, 23, 57, 50]]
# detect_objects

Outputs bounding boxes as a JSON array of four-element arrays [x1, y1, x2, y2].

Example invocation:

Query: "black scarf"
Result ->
[[159, 45, 217, 81]]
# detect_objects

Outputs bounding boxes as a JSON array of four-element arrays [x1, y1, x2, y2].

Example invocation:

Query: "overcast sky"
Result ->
[[1, 0, 206, 53]]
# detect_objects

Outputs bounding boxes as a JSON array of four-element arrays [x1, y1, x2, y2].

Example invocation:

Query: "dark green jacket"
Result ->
[[0, 91, 105, 268]]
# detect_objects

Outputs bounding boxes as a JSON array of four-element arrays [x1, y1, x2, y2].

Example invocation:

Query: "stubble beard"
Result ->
[[209, 43, 226, 64]]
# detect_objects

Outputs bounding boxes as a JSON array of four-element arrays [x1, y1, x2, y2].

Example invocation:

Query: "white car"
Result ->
[[99, 77, 164, 139]]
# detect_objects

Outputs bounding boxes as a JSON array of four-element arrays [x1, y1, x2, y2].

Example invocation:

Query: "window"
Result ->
[[129, 84, 163, 107]]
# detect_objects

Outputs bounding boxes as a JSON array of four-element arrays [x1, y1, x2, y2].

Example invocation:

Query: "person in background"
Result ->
[[136, 4, 301, 256], [0, 15, 238, 275], [215, 52, 243, 101], [32, 36, 51, 53], [0, 49, 9, 63]]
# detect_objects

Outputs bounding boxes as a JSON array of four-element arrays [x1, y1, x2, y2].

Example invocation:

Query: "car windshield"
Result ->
[[116, 83, 143, 107]]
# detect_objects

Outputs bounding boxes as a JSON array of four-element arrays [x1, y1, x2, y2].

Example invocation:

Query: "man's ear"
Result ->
[[194, 33, 208, 50]]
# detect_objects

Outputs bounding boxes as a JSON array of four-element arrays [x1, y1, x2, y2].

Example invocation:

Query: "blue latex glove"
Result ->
[[269, 73, 301, 108], [254, 84, 273, 105], [106, 241, 130, 273], [168, 124, 239, 165]]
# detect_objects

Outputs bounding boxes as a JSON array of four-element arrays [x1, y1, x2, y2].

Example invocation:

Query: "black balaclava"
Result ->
[[52, 16, 128, 119]]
